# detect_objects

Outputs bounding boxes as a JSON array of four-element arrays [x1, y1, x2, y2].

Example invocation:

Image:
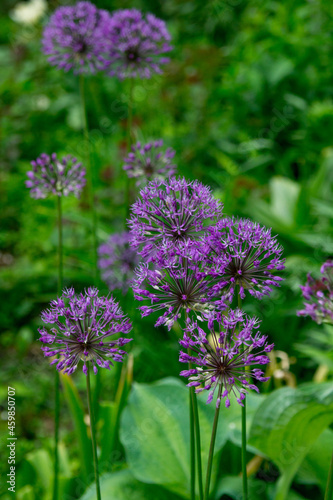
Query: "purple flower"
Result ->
[[128, 176, 223, 261], [26, 153, 86, 199], [98, 232, 141, 294], [123, 140, 176, 186], [42, 1, 112, 74], [297, 260, 333, 324], [132, 248, 228, 330], [180, 309, 273, 408], [105, 8, 172, 79], [205, 217, 285, 301], [39, 287, 132, 375]]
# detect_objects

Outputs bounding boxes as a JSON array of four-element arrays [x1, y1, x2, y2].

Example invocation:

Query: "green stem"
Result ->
[[325, 449, 333, 500], [125, 78, 134, 221], [204, 385, 222, 500], [188, 349, 196, 500], [86, 364, 102, 500], [192, 391, 204, 500], [53, 196, 63, 500], [238, 293, 248, 500], [79, 74, 98, 282]]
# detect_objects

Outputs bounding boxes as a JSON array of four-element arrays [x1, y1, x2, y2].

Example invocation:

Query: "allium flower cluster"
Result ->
[[128, 177, 223, 261], [205, 217, 285, 301], [98, 232, 141, 294], [123, 140, 176, 186], [26, 153, 86, 199], [297, 260, 333, 324], [132, 247, 228, 330], [179, 309, 273, 408], [42, 1, 112, 74], [105, 9, 172, 79], [39, 287, 132, 375]]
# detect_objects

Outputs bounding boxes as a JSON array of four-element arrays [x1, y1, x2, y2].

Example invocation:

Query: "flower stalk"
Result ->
[[86, 363, 102, 500], [204, 385, 222, 500]]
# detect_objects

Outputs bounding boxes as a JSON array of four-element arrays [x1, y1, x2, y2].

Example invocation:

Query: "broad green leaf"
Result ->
[[249, 382, 333, 500], [61, 374, 93, 479], [215, 475, 268, 500], [297, 428, 333, 492], [120, 377, 262, 498], [79, 469, 185, 500], [25, 449, 52, 493]]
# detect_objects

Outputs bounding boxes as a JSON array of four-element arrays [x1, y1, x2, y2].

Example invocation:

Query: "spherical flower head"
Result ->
[[25, 153, 86, 199], [123, 140, 176, 186], [105, 8, 172, 79], [179, 309, 273, 408], [39, 287, 133, 375], [128, 176, 223, 261], [205, 217, 285, 301], [98, 232, 141, 294], [42, 1, 112, 74], [297, 260, 333, 324], [132, 248, 229, 330]]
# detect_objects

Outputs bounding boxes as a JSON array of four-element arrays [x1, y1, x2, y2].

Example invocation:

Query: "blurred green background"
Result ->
[[1, 0, 333, 499]]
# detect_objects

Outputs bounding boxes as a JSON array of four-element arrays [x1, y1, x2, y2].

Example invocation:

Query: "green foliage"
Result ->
[[249, 382, 333, 500]]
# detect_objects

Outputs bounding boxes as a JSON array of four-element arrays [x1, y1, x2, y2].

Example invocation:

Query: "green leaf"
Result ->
[[249, 382, 333, 500], [61, 373, 93, 479], [25, 449, 52, 493], [297, 428, 333, 491], [120, 377, 262, 498], [215, 475, 268, 500], [79, 469, 186, 500]]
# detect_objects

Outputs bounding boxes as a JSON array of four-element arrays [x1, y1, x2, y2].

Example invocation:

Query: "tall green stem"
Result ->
[[125, 77, 134, 221], [204, 385, 222, 500], [79, 74, 98, 281], [53, 196, 63, 500], [86, 363, 102, 500], [193, 391, 204, 500], [188, 349, 196, 500], [325, 449, 333, 500], [238, 293, 248, 500]]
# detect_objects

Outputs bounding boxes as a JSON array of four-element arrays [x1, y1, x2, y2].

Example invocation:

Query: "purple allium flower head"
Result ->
[[98, 232, 141, 294], [39, 287, 132, 375], [105, 8, 172, 79], [42, 1, 112, 74], [128, 176, 223, 261], [297, 260, 333, 324], [123, 140, 176, 186], [180, 309, 273, 408], [26, 153, 86, 199], [205, 217, 285, 301], [132, 247, 229, 330]]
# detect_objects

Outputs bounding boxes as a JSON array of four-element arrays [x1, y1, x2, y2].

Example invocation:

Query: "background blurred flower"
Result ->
[[98, 232, 141, 294], [297, 260, 333, 324], [179, 309, 273, 408], [206, 217, 285, 301], [105, 8, 172, 79], [39, 287, 132, 374], [128, 176, 223, 261], [123, 140, 176, 186], [42, 1, 112, 74], [10, 0, 47, 25], [25, 153, 86, 199]]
